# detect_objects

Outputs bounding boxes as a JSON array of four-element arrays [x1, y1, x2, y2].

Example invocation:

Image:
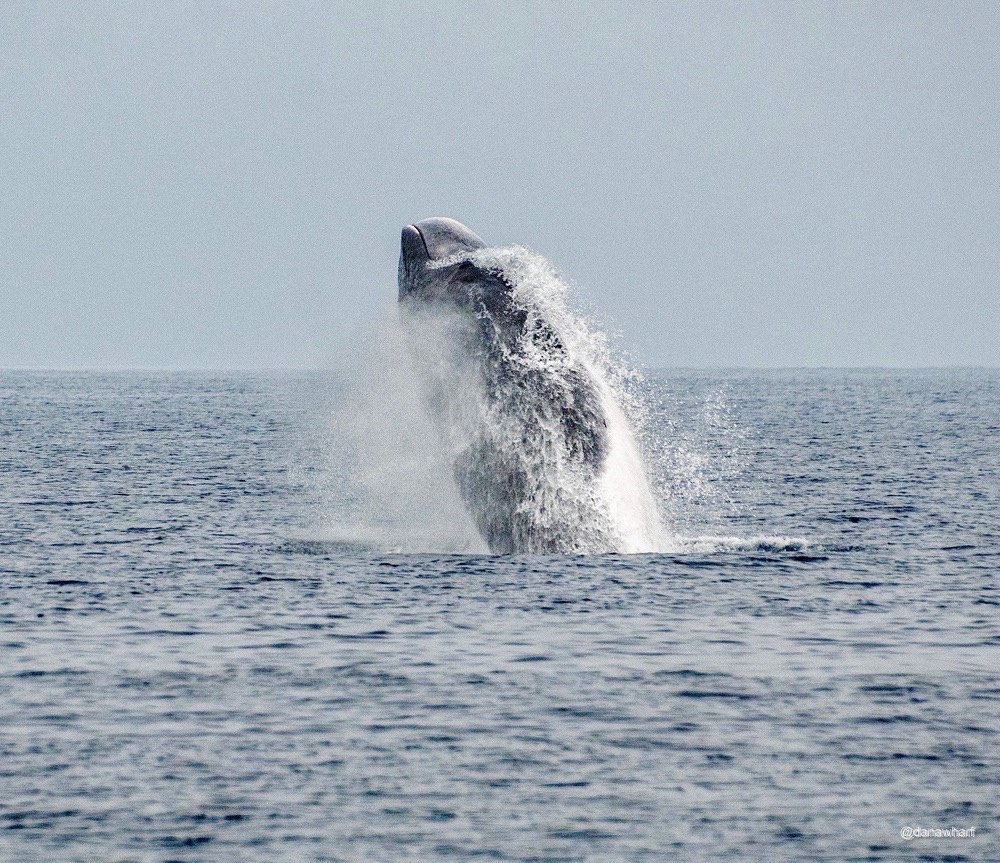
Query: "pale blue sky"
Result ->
[[2, 1, 996, 368]]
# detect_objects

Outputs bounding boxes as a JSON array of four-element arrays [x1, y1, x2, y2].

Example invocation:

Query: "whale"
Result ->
[[397, 217, 623, 554]]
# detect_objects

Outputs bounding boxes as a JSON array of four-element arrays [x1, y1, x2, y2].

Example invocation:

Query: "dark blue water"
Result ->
[[1, 369, 997, 862]]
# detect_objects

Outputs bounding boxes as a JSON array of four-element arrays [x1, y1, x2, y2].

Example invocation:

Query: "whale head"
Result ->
[[398, 217, 507, 309]]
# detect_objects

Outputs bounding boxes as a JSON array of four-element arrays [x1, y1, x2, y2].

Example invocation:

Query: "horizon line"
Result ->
[[1, 364, 997, 373]]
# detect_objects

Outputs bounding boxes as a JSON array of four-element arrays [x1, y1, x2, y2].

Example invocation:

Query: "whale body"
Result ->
[[397, 217, 629, 554]]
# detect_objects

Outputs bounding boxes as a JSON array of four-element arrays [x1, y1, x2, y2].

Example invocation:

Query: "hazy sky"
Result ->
[[2, 1, 997, 368]]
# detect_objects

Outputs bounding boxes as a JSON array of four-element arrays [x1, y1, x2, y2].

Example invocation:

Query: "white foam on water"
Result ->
[[674, 535, 811, 554]]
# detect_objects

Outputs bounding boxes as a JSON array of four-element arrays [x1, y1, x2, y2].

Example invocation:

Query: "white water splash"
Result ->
[[675, 535, 810, 554]]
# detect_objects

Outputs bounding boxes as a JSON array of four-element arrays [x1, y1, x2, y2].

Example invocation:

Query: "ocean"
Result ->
[[1, 368, 996, 862]]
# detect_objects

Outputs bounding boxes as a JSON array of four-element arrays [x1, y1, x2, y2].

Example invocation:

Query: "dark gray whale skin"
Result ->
[[398, 218, 611, 553], [398, 218, 523, 332]]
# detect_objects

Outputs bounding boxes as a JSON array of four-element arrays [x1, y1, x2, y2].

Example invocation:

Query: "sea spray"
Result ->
[[323, 313, 485, 553]]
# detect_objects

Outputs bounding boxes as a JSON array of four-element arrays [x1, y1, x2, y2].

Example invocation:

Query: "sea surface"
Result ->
[[1, 368, 997, 862]]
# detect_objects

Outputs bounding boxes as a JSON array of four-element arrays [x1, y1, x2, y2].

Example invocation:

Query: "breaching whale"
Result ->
[[398, 217, 657, 554]]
